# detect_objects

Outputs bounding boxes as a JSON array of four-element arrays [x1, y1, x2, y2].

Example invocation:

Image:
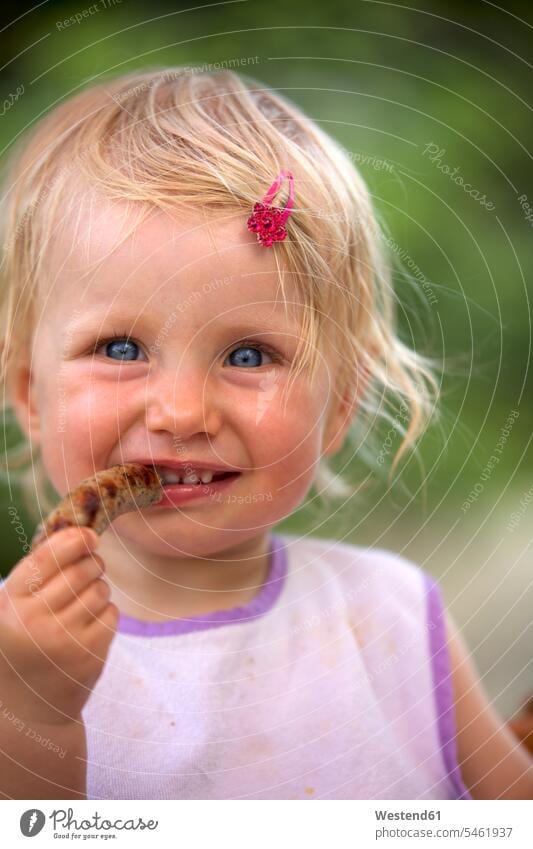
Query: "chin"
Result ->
[[109, 515, 262, 558]]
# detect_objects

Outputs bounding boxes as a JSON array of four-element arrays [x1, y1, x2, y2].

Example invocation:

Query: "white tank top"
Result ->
[[82, 533, 471, 799]]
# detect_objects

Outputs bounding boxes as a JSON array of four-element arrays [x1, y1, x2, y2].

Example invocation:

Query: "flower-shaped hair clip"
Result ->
[[247, 170, 295, 247]]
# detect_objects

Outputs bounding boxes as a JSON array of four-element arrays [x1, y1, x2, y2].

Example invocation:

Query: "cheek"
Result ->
[[246, 378, 328, 493], [37, 370, 136, 493]]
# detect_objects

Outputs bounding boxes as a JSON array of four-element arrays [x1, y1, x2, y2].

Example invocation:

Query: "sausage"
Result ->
[[30, 464, 163, 549]]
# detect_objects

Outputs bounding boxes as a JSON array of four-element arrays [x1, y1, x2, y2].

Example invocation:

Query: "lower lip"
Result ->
[[153, 473, 241, 507]]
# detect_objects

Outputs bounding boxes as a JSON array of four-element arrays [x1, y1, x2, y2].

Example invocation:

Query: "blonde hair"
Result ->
[[0, 67, 439, 522]]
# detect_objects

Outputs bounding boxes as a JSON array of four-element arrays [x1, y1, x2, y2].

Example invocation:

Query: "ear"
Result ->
[[322, 367, 369, 458], [7, 360, 41, 445]]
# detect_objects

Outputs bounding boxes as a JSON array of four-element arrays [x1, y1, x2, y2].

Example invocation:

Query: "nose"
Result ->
[[145, 366, 222, 439]]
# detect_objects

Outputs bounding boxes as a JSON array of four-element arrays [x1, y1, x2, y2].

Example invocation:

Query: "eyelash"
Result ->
[[93, 331, 284, 365]]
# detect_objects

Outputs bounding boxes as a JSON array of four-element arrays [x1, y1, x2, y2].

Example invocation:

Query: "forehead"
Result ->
[[41, 191, 302, 330]]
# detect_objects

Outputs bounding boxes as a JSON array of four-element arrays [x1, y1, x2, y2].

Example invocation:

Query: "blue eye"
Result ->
[[225, 345, 273, 368], [94, 336, 278, 368], [100, 338, 144, 362]]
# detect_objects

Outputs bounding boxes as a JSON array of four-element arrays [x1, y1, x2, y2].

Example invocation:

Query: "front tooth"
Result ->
[[200, 471, 213, 484], [183, 473, 200, 484], [164, 470, 182, 484]]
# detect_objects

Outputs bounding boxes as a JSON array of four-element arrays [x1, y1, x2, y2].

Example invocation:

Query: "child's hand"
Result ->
[[0, 527, 118, 728]]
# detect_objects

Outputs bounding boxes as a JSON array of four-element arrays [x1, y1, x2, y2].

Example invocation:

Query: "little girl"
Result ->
[[0, 68, 531, 801]]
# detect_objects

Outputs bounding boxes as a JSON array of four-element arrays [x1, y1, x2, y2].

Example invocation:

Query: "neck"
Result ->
[[97, 530, 273, 622]]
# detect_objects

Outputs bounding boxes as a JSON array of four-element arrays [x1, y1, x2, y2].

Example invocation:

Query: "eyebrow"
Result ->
[[65, 308, 302, 336]]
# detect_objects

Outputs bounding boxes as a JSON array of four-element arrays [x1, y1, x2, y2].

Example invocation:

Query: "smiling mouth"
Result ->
[[152, 467, 242, 507]]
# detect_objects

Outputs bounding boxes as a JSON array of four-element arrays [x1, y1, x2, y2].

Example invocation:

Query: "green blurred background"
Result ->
[[0, 0, 531, 719]]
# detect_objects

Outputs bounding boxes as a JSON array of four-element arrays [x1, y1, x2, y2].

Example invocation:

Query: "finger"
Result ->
[[86, 601, 120, 642], [6, 527, 99, 598], [30, 522, 45, 548], [30, 554, 106, 611], [60, 576, 112, 626]]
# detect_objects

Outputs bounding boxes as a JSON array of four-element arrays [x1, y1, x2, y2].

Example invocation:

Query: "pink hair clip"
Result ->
[[247, 170, 295, 247]]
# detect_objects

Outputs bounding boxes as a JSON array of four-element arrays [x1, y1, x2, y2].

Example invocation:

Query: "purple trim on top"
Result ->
[[118, 534, 288, 637], [424, 573, 472, 800]]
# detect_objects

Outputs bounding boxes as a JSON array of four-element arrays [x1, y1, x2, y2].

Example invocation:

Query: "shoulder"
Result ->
[[278, 532, 423, 574], [277, 534, 438, 654], [279, 533, 430, 608]]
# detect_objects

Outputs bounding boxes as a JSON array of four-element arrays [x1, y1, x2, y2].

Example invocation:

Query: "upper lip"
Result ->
[[123, 458, 242, 473]]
